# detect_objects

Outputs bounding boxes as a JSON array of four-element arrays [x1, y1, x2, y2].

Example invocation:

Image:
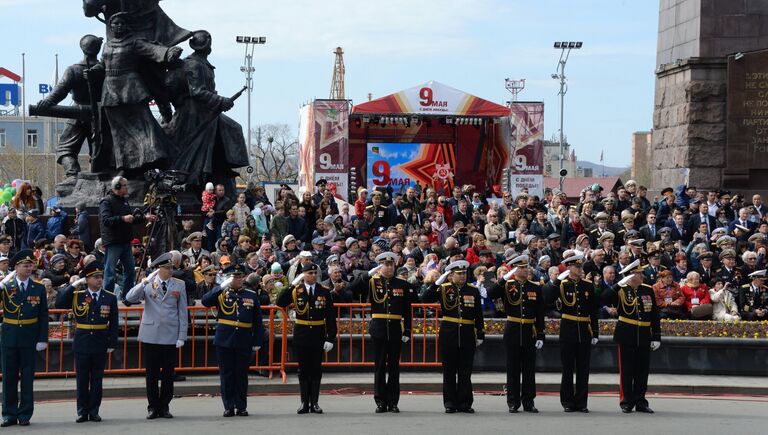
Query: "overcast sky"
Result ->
[[1, 0, 658, 167]]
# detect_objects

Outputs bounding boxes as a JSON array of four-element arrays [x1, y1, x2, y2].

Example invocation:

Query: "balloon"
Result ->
[[2, 184, 9, 189], [10, 188, 16, 196], [0, 192, 11, 203], [11, 179, 20, 188]]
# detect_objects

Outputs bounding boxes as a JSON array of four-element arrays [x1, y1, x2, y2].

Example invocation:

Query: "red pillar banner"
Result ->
[[507, 102, 544, 197], [297, 100, 350, 200]]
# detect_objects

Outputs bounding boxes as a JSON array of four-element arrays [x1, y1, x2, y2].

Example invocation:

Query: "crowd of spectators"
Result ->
[[1, 178, 766, 323]]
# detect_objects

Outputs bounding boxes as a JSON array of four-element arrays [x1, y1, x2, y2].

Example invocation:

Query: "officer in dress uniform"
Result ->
[[55, 262, 118, 422], [422, 260, 485, 414], [614, 260, 661, 414], [125, 253, 188, 420], [201, 263, 264, 417], [557, 254, 599, 413], [0, 250, 49, 427], [277, 263, 337, 414], [739, 270, 768, 321], [348, 252, 416, 413], [487, 255, 545, 413]]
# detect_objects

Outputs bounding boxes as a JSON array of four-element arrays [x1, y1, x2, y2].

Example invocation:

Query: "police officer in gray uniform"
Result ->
[[126, 253, 188, 420]]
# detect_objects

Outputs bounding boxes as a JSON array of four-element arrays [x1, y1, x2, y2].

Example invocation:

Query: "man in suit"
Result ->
[[201, 263, 264, 417], [55, 262, 118, 423], [729, 207, 758, 241], [638, 211, 661, 242], [0, 250, 49, 427], [688, 202, 716, 240], [669, 213, 689, 245], [277, 263, 337, 414], [750, 194, 767, 223], [125, 253, 188, 420]]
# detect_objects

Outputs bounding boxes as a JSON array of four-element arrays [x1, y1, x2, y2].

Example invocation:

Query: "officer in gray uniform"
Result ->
[[126, 253, 188, 420]]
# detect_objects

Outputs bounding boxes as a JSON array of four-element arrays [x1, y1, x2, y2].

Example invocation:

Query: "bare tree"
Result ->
[[246, 123, 299, 183]]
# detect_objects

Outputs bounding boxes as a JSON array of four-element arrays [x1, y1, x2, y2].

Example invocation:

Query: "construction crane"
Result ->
[[330, 47, 345, 99]]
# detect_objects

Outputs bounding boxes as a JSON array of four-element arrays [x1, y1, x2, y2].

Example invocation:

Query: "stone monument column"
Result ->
[[652, 0, 768, 196]]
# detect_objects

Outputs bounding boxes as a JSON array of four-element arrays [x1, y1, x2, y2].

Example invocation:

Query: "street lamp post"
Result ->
[[236, 36, 266, 159], [552, 41, 582, 191]]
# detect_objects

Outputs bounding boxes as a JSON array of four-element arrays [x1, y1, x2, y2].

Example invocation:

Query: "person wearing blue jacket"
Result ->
[[46, 206, 68, 242], [23, 211, 45, 250]]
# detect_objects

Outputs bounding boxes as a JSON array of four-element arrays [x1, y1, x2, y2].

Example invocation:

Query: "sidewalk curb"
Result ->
[[37, 381, 768, 401]]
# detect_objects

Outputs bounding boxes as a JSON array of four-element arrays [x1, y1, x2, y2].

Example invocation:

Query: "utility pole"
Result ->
[[552, 41, 582, 191], [236, 36, 266, 161], [21, 52, 26, 180]]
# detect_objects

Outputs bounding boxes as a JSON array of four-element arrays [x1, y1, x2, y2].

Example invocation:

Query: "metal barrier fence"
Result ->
[[4, 305, 288, 383], [4, 303, 446, 380]]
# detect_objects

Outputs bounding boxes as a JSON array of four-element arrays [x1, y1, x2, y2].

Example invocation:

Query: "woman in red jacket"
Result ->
[[680, 271, 712, 319], [354, 188, 368, 219]]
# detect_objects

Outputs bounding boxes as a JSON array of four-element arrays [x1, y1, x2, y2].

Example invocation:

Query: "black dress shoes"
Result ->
[[389, 405, 400, 413], [18, 421, 30, 426], [223, 409, 235, 417], [89, 414, 102, 422], [160, 410, 174, 418], [297, 403, 310, 414], [523, 406, 539, 413], [579, 408, 590, 413], [76, 415, 89, 423], [236, 409, 249, 417], [563, 407, 576, 413], [310, 404, 323, 414], [147, 410, 159, 420], [508, 403, 520, 413], [445, 407, 457, 414], [0, 420, 16, 427], [459, 408, 475, 414], [375, 405, 388, 413], [621, 406, 634, 413], [636, 405, 654, 414]]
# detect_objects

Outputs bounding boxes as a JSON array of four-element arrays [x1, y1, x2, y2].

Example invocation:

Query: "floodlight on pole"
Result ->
[[552, 40, 582, 191], [504, 78, 525, 104], [236, 35, 266, 160]]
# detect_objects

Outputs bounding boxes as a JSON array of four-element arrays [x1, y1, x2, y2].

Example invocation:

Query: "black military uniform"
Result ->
[[613, 260, 661, 413], [55, 262, 118, 422], [739, 271, 768, 321], [487, 255, 545, 413], [0, 250, 49, 427], [422, 260, 484, 413], [557, 255, 599, 413], [201, 264, 264, 417], [348, 252, 416, 413], [277, 263, 337, 414]]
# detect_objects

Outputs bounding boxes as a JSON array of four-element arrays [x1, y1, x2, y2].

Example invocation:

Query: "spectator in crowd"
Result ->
[[23, 210, 45, 250], [46, 206, 68, 242], [681, 271, 712, 319], [3, 208, 25, 255], [73, 202, 92, 251], [232, 192, 251, 230], [652, 270, 686, 319], [709, 279, 741, 321], [0, 255, 10, 278]]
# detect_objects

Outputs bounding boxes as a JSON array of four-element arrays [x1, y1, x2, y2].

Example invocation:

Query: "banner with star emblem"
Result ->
[[366, 142, 456, 193]]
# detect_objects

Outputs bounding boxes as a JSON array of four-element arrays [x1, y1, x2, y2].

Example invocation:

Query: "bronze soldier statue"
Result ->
[[34, 35, 106, 179]]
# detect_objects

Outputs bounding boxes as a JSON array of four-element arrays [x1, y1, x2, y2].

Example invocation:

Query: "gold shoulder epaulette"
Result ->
[[74, 290, 85, 294], [440, 282, 452, 288]]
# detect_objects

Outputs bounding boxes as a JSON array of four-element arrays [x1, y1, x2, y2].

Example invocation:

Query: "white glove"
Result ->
[[72, 277, 87, 288], [291, 273, 305, 286], [107, 348, 115, 353], [1, 271, 16, 288], [35, 342, 47, 352], [368, 264, 383, 276], [176, 340, 184, 348], [591, 337, 599, 346], [503, 270, 515, 281], [475, 339, 483, 347], [650, 341, 661, 351], [323, 341, 333, 353], [220, 276, 233, 291], [144, 269, 159, 284], [401, 335, 410, 343], [535, 340, 543, 350], [252, 346, 261, 352], [435, 271, 450, 285]]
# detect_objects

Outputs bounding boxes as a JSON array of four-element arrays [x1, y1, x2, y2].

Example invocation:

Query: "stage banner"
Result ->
[[508, 102, 544, 196], [366, 143, 456, 194], [313, 100, 349, 174], [297, 104, 314, 194]]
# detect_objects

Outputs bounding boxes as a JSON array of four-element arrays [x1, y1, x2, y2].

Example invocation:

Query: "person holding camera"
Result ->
[[99, 176, 155, 303]]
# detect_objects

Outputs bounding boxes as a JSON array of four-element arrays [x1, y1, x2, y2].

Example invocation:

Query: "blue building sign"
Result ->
[[0, 67, 22, 107]]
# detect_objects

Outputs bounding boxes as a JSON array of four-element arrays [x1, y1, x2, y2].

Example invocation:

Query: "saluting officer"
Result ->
[[125, 253, 188, 420], [487, 255, 545, 413], [349, 252, 416, 413], [277, 263, 337, 414], [201, 263, 264, 417], [557, 254, 599, 413], [55, 262, 118, 423], [422, 260, 484, 414], [739, 270, 768, 320], [0, 250, 49, 427], [614, 260, 661, 414]]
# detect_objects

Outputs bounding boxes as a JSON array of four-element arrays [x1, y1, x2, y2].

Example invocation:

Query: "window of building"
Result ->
[[0, 129, 6, 147], [26, 129, 38, 148]]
